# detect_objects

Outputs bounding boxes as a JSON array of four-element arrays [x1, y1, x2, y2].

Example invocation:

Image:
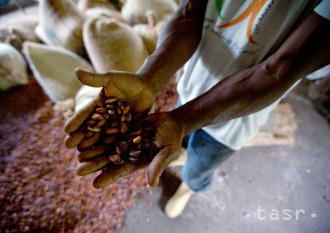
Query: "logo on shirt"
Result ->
[[215, 0, 268, 44]]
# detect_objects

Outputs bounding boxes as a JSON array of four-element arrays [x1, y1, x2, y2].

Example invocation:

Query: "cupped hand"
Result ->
[[64, 69, 155, 149], [78, 111, 185, 189]]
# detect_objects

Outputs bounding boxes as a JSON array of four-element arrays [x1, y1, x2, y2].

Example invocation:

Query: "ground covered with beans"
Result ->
[[0, 80, 177, 232]]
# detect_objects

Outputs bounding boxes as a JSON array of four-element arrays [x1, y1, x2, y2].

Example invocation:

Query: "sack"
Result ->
[[83, 16, 148, 73], [35, 0, 85, 55], [23, 42, 93, 102], [121, 0, 178, 25], [0, 43, 28, 91], [133, 24, 158, 54]]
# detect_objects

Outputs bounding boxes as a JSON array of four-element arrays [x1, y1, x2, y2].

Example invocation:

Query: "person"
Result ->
[[64, 0, 330, 219]]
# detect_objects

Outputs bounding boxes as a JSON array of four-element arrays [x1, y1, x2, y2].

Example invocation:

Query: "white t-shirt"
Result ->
[[177, 0, 330, 150]]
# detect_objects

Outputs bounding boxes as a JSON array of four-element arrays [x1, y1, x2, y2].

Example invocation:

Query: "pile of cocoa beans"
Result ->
[[83, 97, 157, 165]]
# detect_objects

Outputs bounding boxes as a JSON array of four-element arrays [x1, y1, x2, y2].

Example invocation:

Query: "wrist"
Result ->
[[136, 71, 159, 96], [169, 107, 189, 137]]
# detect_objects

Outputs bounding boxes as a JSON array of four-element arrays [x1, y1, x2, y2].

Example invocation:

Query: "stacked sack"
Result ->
[[0, 0, 179, 117]]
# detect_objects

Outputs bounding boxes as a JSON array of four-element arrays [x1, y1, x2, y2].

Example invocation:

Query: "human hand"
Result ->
[[64, 69, 155, 149], [77, 111, 185, 188]]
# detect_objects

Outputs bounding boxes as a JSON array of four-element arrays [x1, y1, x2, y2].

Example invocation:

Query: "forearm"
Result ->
[[172, 12, 330, 135], [137, 0, 208, 95]]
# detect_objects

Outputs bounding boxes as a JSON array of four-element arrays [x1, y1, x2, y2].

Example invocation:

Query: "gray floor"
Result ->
[[118, 93, 330, 233]]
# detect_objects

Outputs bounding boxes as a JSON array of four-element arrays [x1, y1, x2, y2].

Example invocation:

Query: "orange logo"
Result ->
[[217, 0, 268, 44]]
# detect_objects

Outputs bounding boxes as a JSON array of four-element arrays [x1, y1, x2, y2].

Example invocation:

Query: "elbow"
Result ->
[[261, 55, 296, 83]]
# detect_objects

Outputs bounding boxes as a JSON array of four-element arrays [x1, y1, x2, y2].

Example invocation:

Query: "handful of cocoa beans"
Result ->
[[83, 96, 157, 165]]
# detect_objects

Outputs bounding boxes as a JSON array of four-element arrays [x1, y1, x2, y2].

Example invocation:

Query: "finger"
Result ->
[[78, 133, 100, 149], [64, 128, 85, 148], [64, 95, 103, 133], [147, 145, 180, 187], [75, 68, 110, 87], [93, 162, 145, 189], [76, 155, 110, 176], [78, 145, 108, 162]]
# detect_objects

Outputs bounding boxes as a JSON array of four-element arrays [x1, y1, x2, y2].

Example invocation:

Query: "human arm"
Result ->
[[137, 0, 209, 94], [171, 11, 330, 135], [64, 0, 209, 147]]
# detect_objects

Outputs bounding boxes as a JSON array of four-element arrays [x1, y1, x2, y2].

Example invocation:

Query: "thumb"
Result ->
[[147, 145, 181, 187], [75, 68, 111, 87]]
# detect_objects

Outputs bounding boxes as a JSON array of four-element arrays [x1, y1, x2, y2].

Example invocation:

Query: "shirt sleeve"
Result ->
[[314, 0, 330, 20]]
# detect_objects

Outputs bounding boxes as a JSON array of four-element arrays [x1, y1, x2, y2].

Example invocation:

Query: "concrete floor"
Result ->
[[118, 93, 330, 233]]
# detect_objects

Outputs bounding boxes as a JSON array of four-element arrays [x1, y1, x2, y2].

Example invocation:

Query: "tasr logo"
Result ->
[[215, 0, 268, 44]]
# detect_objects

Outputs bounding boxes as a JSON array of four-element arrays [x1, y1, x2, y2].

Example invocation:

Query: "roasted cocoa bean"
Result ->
[[108, 109, 115, 115], [125, 113, 132, 122], [123, 106, 130, 115], [87, 125, 101, 133], [115, 146, 121, 155], [110, 121, 118, 127], [131, 129, 142, 136], [120, 142, 129, 153], [120, 115, 126, 122], [97, 119, 106, 127], [86, 120, 96, 126], [91, 113, 104, 121], [133, 136, 142, 144], [128, 157, 139, 163], [119, 123, 128, 134], [96, 107, 107, 114], [105, 97, 118, 104], [85, 131, 94, 138], [109, 155, 124, 164], [129, 151, 142, 158], [104, 137, 116, 145], [117, 100, 124, 110], [102, 113, 110, 120], [105, 127, 119, 135]]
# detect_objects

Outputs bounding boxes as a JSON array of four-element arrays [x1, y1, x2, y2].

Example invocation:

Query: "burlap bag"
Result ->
[[83, 16, 148, 73], [0, 43, 28, 91], [23, 42, 93, 102], [121, 0, 178, 25], [35, 0, 85, 55]]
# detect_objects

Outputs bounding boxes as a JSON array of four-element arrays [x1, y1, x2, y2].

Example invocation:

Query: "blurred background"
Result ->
[[0, 0, 329, 232]]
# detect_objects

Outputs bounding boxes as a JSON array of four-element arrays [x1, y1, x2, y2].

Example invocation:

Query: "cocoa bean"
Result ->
[[131, 129, 142, 136], [104, 137, 116, 145], [119, 123, 128, 134], [117, 100, 124, 110], [125, 113, 132, 122], [111, 114, 117, 120], [133, 136, 142, 144], [85, 131, 94, 138], [97, 119, 106, 127], [86, 120, 96, 126], [105, 97, 118, 104], [109, 155, 124, 164], [136, 143, 143, 150], [87, 125, 101, 133], [102, 113, 110, 120], [105, 127, 119, 135], [108, 109, 115, 115], [120, 115, 126, 122], [91, 113, 104, 121], [116, 146, 121, 155], [128, 157, 139, 163], [129, 151, 142, 158], [123, 106, 130, 115], [96, 107, 107, 114], [110, 121, 118, 127], [120, 141, 129, 153]]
